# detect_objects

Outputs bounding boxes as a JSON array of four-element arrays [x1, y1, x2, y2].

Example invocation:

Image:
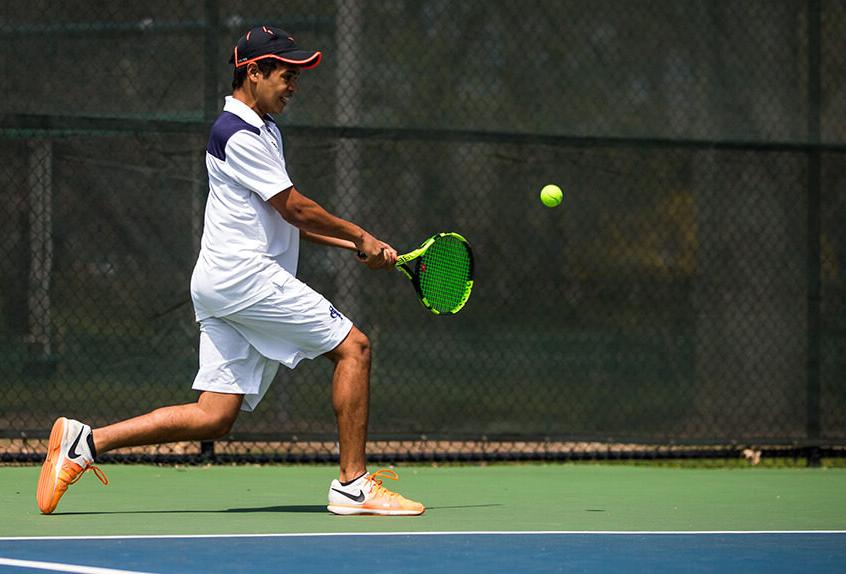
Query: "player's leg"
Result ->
[[36, 392, 243, 514], [323, 327, 425, 516], [323, 326, 371, 483], [37, 316, 261, 514], [92, 391, 243, 452]]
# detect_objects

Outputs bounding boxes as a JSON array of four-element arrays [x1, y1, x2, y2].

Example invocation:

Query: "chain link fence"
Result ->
[[1, 0, 845, 463]]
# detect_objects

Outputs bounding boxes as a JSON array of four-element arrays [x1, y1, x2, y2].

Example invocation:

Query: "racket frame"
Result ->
[[397, 232, 474, 315]]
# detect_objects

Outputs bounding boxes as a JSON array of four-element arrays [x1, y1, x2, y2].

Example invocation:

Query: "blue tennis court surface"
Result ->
[[1, 532, 844, 573]]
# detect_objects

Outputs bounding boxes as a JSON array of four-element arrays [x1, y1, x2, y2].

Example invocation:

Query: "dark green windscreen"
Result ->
[[2, 1, 845, 463]]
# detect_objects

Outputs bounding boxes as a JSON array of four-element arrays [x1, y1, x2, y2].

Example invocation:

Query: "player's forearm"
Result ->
[[290, 202, 365, 244], [301, 230, 357, 251], [271, 187, 366, 245]]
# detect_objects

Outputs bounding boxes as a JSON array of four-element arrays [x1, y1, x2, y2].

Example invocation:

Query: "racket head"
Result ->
[[403, 232, 474, 315]]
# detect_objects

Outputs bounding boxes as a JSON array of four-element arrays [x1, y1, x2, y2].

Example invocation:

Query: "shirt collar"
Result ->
[[223, 96, 270, 128]]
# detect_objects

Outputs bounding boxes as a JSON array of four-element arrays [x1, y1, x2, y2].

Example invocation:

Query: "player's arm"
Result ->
[[300, 230, 357, 251], [269, 186, 397, 268]]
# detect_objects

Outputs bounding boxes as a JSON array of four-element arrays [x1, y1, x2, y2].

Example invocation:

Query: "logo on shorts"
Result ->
[[329, 306, 343, 320]]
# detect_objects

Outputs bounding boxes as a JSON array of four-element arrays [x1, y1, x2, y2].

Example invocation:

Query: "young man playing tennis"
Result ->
[[37, 26, 424, 517]]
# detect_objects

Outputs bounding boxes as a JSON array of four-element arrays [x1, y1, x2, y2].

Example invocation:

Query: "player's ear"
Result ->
[[246, 62, 261, 83]]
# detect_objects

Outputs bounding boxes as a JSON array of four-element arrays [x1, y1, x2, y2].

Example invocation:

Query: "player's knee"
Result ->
[[195, 392, 242, 438], [326, 327, 371, 366], [203, 410, 238, 438], [348, 329, 371, 365]]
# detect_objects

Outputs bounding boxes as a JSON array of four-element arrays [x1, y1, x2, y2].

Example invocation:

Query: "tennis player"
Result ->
[[36, 26, 424, 517]]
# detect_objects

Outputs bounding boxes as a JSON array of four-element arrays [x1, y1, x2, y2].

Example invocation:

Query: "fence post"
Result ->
[[26, 138, 55, 376], [805, 0, 822, 468], [204, 0, 220, 123], [333, 0, 364, 323], [199, 0, 219, 460], [200, 440, 216, 462]]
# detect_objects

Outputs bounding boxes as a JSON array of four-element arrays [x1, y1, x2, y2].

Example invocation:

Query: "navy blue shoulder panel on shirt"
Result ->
[[207, 111, 260, 161]]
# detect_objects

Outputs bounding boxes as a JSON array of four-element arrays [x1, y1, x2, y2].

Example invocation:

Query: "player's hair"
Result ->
[[232, 58, 284, 89]]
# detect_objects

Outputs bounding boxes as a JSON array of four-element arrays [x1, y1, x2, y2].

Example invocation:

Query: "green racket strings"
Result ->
[[418, 235, 472, 313]]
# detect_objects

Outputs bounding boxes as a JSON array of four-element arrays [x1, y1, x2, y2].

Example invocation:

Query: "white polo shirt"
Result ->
[[191, 96, 299, 321]]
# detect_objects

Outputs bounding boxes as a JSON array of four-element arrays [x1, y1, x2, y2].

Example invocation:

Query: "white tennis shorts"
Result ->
[[191, 272, 353, 412]]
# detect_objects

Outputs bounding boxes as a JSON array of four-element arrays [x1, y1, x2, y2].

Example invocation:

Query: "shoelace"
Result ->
[[365, 469, 401, 499], [67, 463, 109, 486]]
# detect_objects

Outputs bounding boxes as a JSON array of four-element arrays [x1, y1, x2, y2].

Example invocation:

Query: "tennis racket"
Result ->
[[360, 232, 474, 315]]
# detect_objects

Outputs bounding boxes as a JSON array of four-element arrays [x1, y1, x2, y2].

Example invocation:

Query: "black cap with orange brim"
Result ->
[[229, 25, 322, 69]]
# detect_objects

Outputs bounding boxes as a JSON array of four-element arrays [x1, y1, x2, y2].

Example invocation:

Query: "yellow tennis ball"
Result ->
[[540, 184, 563, 207]]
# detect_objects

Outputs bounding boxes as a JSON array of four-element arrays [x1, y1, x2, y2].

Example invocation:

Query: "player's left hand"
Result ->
[[356, 234, 397, 270]]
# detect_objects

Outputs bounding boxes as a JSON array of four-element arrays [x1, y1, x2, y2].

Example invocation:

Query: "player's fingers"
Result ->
[[374, 242, 397, 266], [373, 249, 390, 269], [383, 247, 397, 267], [364, 251, 384, 269], [356, 248, 384, 269]]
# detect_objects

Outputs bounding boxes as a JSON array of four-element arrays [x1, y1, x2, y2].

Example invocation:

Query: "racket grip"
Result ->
[[356, 251, 366, 259]]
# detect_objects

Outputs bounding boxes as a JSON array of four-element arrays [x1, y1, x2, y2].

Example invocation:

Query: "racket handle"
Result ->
[[357, 249, 399, 269]]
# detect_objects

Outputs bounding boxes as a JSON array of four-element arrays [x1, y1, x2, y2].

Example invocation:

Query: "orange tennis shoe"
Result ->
[[36, 417, 108, 514], [327, 469, 425, 516]]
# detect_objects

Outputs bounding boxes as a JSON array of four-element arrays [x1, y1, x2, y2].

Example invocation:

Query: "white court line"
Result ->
[[0, 530, 845, 541], [0, 557, 155, 574]]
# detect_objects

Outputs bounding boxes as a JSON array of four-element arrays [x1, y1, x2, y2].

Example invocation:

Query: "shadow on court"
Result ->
[[53, 505, 328, 516], [52, 504, 503, 516], [425, 504, 502, 510]]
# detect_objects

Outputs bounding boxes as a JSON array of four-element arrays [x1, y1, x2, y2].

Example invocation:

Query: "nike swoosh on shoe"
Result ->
[[67, 428, 85, 459], [331, 488, 365, 503]]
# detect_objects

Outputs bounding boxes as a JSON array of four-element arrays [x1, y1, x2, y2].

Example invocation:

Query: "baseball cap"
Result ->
[[229, 25, 322, 69]]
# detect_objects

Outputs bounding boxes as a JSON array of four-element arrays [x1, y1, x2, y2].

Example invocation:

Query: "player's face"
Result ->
[[255, 64, 300, 115]]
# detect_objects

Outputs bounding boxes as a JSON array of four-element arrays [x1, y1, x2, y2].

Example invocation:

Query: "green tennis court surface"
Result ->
[[3, 464, 845, 536]]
